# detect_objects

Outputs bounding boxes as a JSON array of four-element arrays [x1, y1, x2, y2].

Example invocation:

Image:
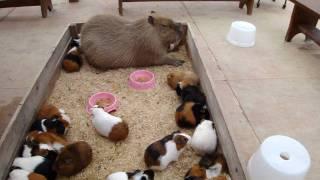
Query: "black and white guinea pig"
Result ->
[[175, 102, 209, 128], [31, 116, 69, 136], [8, 169, 46, 180], [12, 151, 58, 180], [106, 169, 154, 180], [144, 131, 191, 171], [176, 85, 206, 105], [62, 38, 82, 73]]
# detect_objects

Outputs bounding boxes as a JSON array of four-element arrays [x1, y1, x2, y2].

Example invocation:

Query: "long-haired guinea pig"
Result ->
[[12, 151, 58, 180], [167, 71, 199, 90], [177, 85, 206, 105], [26, 131, 68, 152], [91, 106, 129, 142], [106, 169, 154, 180], [191, 120, 217, 155], [36, 104, 70, 134], [8, 169, 47, 180], [144, 131, 191, 170], [54, 141, 92, 176], [175, 102, 209, 128], [185, 153, 230, 180]]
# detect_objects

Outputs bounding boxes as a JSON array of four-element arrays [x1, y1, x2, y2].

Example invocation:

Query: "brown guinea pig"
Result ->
[[167, 70, 199, 90], [175, 102, 209, 128], [54, 141, 92, 176]]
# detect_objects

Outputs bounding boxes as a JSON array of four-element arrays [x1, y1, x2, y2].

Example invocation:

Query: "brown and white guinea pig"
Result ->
[[175, 102, 209, 128], [53, 141, 92, 176], [80, 14, 187, 70], [91, 105, 129, 142], [8, 169, 47, 180], [26, 131, 68, 152], [177, 85, 207, 106], [191, 120, 217, 155], [11, 151, 58, 180], [144, 131, 191, 171], [62, 38, 82, 73], [185, 153, 231, 180], [106, 169, 154, 180], [167, 70, 199, 90], [35, 104, 71, 135]]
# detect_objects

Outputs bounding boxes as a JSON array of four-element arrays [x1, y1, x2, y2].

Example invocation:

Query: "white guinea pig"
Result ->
[[191, 120, 217, 155], [91, 106, 129, 142], [106, 169, 154, 180], [144, 131, 191, 171]]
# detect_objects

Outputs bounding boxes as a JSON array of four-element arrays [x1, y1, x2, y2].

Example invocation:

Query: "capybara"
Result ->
[[80, 14, 187, 70]]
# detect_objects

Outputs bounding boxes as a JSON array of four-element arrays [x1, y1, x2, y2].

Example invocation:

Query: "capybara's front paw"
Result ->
[[171, 60, 185, 67]]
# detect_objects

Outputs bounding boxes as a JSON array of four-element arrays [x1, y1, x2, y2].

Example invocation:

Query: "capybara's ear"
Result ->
[[148, 16, 154, 25]]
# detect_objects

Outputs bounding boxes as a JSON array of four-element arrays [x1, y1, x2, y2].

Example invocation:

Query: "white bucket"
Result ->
[[226, 21, 256, 47], [247, 135, 311, 180]]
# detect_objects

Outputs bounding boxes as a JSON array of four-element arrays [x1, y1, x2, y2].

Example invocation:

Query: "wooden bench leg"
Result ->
[[119, 0, 123, 16], [239, 0, 254, 15], [48, 0, 53, 11], [40, 0, 48, 18], [285, 4, 318, 42]]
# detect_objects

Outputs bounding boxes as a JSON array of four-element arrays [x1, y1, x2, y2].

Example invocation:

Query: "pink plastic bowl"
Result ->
[[128, 70, 156, 90], [86, 92, 118, 114]]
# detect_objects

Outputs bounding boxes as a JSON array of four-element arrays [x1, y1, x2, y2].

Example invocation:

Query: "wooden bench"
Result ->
[[285, 0, 320, 46], [118, 0, 254, 16]]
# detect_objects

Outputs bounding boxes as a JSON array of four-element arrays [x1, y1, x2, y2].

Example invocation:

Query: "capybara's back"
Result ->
[[80, 14, 187, 70]]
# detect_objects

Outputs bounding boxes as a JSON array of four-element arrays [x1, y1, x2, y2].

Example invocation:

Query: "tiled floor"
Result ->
[[0, 0, 319, 179]]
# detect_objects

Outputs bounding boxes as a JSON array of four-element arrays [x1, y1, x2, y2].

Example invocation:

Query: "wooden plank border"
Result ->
[[0, 25, 72, 180]]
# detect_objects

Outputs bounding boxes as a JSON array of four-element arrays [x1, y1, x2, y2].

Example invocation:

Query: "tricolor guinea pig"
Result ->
[[167, 71, 199, 90], [35, 104, 71, 135], [185, 153, 231, 180], [191, 120, 217, 155], [144, 131, 191, 170], [21, 141, 55, 158], [91, 106, 129, 142], [175, 102, 209, 128], [106, 169, 154, 180], [62, 38, 83, 73], [177, 85, 206, 105], [26, 131, 68, 152], [8, 169, 47, 180], [54, 141, 92, 176], [12, 152, 58, 180]]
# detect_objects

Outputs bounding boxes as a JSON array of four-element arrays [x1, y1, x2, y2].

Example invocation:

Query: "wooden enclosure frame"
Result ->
[[0, 23, 246, 180], [118, 0, 254, 16]]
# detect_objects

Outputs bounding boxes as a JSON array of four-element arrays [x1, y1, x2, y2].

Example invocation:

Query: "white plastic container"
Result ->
[[226, 21, 256, 47], [247, 135, 311, 180]]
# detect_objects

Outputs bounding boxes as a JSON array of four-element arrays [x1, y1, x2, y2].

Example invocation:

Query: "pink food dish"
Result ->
[[128, 70, 156, 90], [86, 92, 118, 114]]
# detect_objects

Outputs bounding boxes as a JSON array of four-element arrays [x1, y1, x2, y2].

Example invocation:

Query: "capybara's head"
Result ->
[[148, 15, 187, 52], [54, 141, 92, 176]]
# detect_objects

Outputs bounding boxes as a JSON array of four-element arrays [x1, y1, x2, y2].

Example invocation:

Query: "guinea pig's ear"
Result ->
[[148, 16, 154, 25]]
